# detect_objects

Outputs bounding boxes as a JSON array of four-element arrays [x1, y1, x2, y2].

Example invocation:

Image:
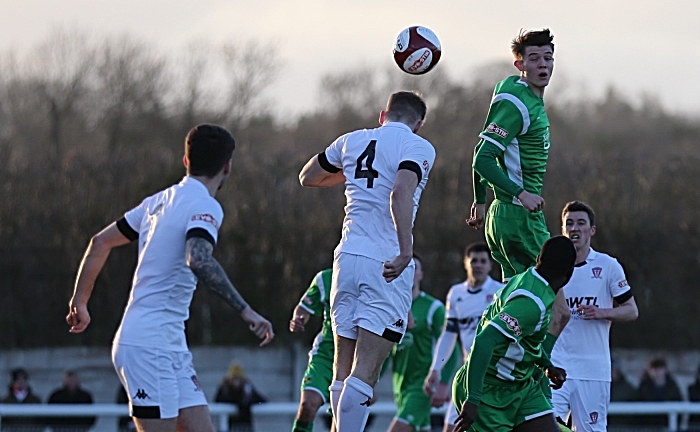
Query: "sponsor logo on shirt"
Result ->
[[302, 296, 313, 305], [498, 313, 522, 336], [618, 280, 629, 288], [486, 122, 508, 138], [486, 294, 493, 303], [591, 267, 603, 279], [423, 160, 430, 173], [191, 213, 219, 229]]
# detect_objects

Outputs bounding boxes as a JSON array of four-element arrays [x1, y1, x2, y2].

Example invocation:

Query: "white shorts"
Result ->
[[331, 253, 413, 341], [445, 399, 459, 426], [552, 378, 609, 432], [112, 344, 208, 419]]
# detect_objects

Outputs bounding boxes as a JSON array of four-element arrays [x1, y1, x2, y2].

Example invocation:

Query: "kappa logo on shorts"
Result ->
[[392, 319, 404, 328], [134, 389, 150, 400], [591, 267, 603, 279], [486, 122, 509, 138], [589, 411, 599, 424], [360, 397, 372, 407], [498, 313, 522, 336], [191, 375, 202, 392]]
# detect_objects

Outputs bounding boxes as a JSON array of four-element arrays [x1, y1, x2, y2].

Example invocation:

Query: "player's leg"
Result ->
[[568, 380, 608, 432], [294, 335, 334, 432], [133, 418, 177, 432], [173, 351, 214, 432], [329, 253, 360, 420], [514, 378, 559, 432], [512, 413, 561, 432], [551, 376, 572, 427], [293, 389, 325, 432], [443, 400, 458, 432], [388, 390, 432, 432]]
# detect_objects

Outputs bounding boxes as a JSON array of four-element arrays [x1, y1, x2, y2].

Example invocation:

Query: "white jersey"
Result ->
[[113, 176, 224, 351], [323, 122, 436, 262], [445, 277, 504, 357], [551, 248, 632, 381]]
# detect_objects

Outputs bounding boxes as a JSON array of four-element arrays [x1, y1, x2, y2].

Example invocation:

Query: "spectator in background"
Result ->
[[636, 355, 683, 426], [46, 370, 96, 432], [687, 364, 700, 429], [116, 385, 136, 432], [215, 362, 267, 432], [607, 359, 638, 428], [0, 368, 43, 432]]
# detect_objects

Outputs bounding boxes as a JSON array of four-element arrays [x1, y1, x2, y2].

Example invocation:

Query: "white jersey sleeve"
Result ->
[[324, 134, 345, 169], [608, 258, 631, 299], [123, 200, 147, 234], [399, 139, 436, 182], [185, 199, 224, 245]]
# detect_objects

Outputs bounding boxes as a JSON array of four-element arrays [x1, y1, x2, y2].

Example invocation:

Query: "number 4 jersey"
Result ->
[[321, 121, 436, 262]]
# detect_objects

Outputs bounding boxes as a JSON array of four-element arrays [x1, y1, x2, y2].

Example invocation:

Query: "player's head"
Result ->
[[412, 253, 424, 295], [464, 243, 492, 285], [511, 29, 554, 90], [535, 235, 576, 291], [562, 201, 596, 251], [646, 356, 669, 386], [10, 368, 29, 390], [184, 124, 236, 186], [63, 370, 81, 390], [380, 91, 427, 133]]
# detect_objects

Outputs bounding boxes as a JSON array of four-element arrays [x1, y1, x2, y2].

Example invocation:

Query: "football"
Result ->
[[392, 26, 442, 75]]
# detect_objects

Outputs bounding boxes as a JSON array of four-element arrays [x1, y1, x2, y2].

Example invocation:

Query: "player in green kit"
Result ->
[[452, 236, 576, 432], [387, 255, 460, 432], [467, 28, 555, 281], [289, 269, 336, 432]]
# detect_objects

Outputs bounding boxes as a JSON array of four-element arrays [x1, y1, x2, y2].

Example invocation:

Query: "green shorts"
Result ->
[[300, 332, 335, 402], [485, 200, 550, 280], [452, 367, 554, 432], [394, 388, 432, 431]]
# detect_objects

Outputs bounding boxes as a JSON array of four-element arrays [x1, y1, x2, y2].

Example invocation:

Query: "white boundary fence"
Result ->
[[3, 402, 700, 431]]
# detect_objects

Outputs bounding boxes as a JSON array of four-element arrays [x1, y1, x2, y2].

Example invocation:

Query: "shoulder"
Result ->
[[493, 76, 528, 97], [485, 277, 505, 291], [446, 282, 465, 298]]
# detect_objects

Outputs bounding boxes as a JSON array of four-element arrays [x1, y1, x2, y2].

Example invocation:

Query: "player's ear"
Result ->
[[590, 225, 596, 236], [514, 59, 524, 72], [222, 158, 232, 176], [379, 110, 387, 125], [412, 119, 424, 134], [183, 155, 189, 168]]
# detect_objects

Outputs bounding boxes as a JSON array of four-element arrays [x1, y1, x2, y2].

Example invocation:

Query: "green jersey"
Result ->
[[391, 292, 459, 392], [471, 267, 555, 384], [298, 269, 333, 340], [473, 75, 551, 205]]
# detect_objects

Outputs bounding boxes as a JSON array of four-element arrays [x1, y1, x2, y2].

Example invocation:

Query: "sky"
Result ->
[[1, 0, 699, 117]]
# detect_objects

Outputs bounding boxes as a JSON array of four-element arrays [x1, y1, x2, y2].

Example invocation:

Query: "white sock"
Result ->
[[337, 376, 373, 432], [329, 379, 344, 423]]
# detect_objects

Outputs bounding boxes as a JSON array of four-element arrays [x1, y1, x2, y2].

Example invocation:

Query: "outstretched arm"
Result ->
[[186, 237, 274, 346], [67, 222, 132, 333], [299, 153, 346, 187]]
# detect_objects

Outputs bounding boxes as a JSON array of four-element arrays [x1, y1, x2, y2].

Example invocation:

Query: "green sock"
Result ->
[[292, 419, 314, 432]]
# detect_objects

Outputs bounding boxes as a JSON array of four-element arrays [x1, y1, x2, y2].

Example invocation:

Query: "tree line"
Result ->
[[1, 30, 698, 349]]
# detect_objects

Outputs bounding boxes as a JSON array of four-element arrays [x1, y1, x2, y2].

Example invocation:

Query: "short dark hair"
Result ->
[[511, 29, 554, 60], [536, 236, 576, 280], [10, 368, 29, 381], [385, 91, 427, 124], [649, 356, 667, 369], [562, 200, 596, 226], [465, 242, 491, 258], [185, 124, 236, 178]]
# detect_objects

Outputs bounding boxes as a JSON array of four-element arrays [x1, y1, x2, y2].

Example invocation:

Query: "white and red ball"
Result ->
[[392, 26, 442, 75]]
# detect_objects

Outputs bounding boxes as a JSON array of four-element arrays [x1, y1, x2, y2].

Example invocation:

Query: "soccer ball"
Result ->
[[392, 26, 442, 75]]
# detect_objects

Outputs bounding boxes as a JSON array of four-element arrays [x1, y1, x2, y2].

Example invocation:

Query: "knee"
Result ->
[[299, 397, 323, 419]]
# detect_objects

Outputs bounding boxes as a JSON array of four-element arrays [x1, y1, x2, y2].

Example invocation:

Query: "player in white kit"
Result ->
[[550, 201, 638, 431], [66, 124, 274, 432], [423, 243, 504, 432], [299, 91, 436, 432]]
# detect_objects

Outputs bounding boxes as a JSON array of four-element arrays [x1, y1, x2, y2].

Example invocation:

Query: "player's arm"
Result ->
[[290, 274, 324, 332], [382, 168, 419, 282], [576, 293, 638, 321], [67, 222, 134, 333], [289, 304, 311, 333], [467, 141, 488, 229], [186, 237, 274, 346], [298, 152, 346, 187]]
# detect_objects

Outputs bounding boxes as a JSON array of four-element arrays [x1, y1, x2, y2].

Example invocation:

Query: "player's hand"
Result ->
[[454, 400, 478, 432], [517, 190, 545, 212], [423, 370, 439, 396], [241, 307, 275, 346], [289, 315, 306, 332], [466, 203, 486, 229], [66, 303, 91, 334], [545, 365, 567, 390], [382, 254, 412, 283], [576, 305, 607, 320], [430, 382, 450, 407]]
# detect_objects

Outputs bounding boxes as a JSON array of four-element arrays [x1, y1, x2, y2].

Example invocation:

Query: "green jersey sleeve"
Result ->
[[479, 97, 525, 149], [473, 140, 525, 199], [298, 271, 326, 317], [488, 296, 544, 342]]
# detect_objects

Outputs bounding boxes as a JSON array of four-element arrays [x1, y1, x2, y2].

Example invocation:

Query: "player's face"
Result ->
[[518, 45, 554, 90], [465, 251, 492, 283], [562, 211, 596, 250]]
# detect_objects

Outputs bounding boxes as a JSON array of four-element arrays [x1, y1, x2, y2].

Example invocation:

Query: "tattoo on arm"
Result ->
[[186, 237, 249, 313]]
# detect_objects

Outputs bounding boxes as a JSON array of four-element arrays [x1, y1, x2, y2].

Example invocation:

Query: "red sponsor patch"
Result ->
[[618, 280, 628, 288], [191, 213, 219, 229], [498, 312, 522, 336], [486, 122, 508, 138]]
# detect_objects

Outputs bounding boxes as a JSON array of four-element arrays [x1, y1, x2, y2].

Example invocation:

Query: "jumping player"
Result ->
[[67, 124, 274, 432], [299, 91, 436, 431]]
